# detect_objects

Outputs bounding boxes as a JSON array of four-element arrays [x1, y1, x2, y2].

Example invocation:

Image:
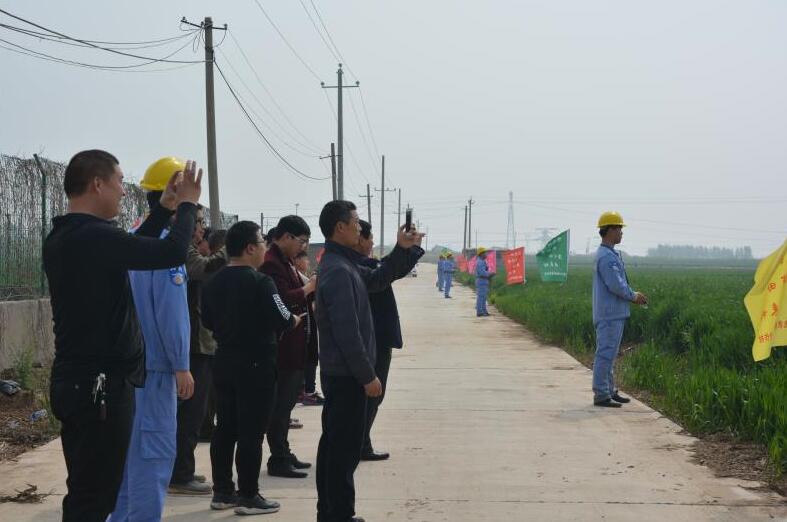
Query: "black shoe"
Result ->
[[351, 518, 366, 522], [611, 393, 631, 404], [210, 491, 240, 510], [360, 450, 390, 461], [594, 398, 622, 408], [289, 454, 312, 469], [267, 463, 308, 478], [234, 494, 280, 515]]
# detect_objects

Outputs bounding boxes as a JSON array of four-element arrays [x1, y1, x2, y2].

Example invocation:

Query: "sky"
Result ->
[[1, 0, 786, 256]]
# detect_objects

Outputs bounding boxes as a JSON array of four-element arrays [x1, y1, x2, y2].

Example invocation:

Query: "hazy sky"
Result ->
[[2, 1, 786, 256]]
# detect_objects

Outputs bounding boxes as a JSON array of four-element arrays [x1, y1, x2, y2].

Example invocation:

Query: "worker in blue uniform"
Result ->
[[443, 252, 456, 298], [110, 157, 195, 522], [592, 211, 647, 408], [475, 248, 493, 316], [436, 253, 445, 292]]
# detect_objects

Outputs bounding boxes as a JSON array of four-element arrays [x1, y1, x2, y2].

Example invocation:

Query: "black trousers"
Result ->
[[171, 354, 213, 484], [362, 345, 393, 453], [51, 375, 135, 522], [304, 362, 317, 394], [316, 374, 367, 522], [267, 369, 304, 466], [210, 357, 276, 498]]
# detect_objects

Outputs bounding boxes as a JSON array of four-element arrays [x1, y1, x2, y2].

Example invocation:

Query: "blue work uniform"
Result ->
[[111, 228, 190, 522], [475, 256, 491, 316], [436, 259, 445, 291], [443, 259, 456, 298], [591, 244, 635, 402]]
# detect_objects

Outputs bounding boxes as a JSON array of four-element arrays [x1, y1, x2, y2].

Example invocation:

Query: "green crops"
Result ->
[[455, 264, 787, 473]]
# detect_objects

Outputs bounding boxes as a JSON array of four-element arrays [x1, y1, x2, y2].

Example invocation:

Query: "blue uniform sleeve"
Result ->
[[598, 255, 635, 301], [152, 265, 191, 371], [476, 259, 489, 278], [446, 261, 455, 273]]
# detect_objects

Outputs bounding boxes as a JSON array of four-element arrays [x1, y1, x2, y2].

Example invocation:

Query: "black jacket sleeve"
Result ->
[[95, 203, 197, 271], [357, 245, 414, 293], [259, 276, 296, 332], [134, 204, 175, 238]]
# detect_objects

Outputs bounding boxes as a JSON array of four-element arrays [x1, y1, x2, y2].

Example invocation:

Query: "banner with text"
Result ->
[[503, 247, 526, 285], [536, 230, 569, 282]]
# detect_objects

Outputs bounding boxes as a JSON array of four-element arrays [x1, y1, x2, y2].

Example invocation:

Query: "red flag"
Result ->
[[503, 247, 525, 285], [487, 251, 497, 274], [457, 254, 468, 273], [468, 256, 477, 274]]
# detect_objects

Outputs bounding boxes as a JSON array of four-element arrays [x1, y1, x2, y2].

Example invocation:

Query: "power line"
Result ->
[[0, 8, 204, 64], [215, 60, 330, 182], [307, 0, 355, 79], [297, 0, 340, 63], [322, 88, 371, 184], [358, 88, 381, 158], [250, 0, 322, 82], [226, 30, 325, 154]]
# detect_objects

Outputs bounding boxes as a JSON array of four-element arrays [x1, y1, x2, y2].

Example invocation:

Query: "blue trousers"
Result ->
[[110, 371, 177, 522], [436, 271, 444, 291], [476, 283, 489, 315], [444, 275, 453, 297], [592, 319, 626, 401]]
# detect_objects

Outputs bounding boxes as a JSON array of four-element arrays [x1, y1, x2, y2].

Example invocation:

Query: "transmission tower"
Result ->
[[534, 227, 559, 250], [505, 191, 516, 249]]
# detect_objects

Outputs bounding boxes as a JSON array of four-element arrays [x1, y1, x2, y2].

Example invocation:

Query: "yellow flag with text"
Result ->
[[744, 240, 787, 361]]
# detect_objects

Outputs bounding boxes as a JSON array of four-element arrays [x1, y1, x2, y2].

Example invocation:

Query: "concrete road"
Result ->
[[1, 263, 785, 521]]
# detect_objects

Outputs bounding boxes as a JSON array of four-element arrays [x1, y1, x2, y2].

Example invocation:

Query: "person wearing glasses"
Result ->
[[260, 215, 318, 478], [202, 221, 302, 515]]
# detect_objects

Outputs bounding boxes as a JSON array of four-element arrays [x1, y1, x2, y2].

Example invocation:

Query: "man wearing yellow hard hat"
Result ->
[[475, 247, 494, 316], [112, 157, 202, 521], [592, 212, 647, 408], [443, 252, 456, 298]]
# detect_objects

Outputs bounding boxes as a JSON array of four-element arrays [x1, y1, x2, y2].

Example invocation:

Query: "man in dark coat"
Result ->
[[355, 220, 423, 461], [260, 215, 317, 478]]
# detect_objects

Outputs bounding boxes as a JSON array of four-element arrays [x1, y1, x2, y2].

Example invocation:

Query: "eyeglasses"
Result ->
[[195, 218, 205, 225], [288, 233, 309, 245]]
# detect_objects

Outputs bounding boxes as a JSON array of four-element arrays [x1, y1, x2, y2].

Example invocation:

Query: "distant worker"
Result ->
[[592, 212, 648, 408], [111, 157, 197, 521], [436, 253, 445, 292], [443, 252, 456, 299], [475, 248, 493, 316]]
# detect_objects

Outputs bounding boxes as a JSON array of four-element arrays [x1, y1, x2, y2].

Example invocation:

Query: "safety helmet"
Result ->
[[477, 247, 488, 256], [140, 157, 185, 192], [446, 252, 454, 258], [597, 211, 626, 228]]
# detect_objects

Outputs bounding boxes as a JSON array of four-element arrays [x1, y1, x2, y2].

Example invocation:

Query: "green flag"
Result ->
[[536, 230, 570, 282]]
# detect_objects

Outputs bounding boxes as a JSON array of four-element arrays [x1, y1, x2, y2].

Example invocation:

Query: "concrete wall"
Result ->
[[0, 299, 53, 372]]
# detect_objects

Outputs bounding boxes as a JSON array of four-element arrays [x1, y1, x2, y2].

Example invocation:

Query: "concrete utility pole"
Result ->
[[468, 197, 474, 250], [506, 191, 516, 249], [182, 16, 226, 226], [359, 184, 373, 225], [321, 64, 358, 200], [375, 155, 396, 258], [295, 203, 300, 216], [463, 205, 468, 253], [260, 212, 264, 227], [320, 143, 338, 200]]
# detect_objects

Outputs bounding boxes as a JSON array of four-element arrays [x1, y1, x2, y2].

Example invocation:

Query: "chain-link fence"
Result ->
[[0, 154, 236, 301]]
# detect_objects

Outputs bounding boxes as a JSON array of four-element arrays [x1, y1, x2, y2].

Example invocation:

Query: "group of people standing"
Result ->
[[44, 150, 424, 522], [435, 247, 494, 316]]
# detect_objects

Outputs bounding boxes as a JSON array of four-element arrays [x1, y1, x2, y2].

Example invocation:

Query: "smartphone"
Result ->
[[405, 209, 413, 231]]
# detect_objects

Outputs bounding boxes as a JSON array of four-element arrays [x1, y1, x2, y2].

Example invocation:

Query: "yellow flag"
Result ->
[[744, 240, 787, 361]]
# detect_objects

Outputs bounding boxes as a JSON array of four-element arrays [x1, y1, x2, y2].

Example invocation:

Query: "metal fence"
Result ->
[[0, 154, 236, 301]]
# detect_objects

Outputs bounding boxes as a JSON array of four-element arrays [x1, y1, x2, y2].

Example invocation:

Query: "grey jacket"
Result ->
[[315, 240, 412, 385], [592, 244, 635, 325]]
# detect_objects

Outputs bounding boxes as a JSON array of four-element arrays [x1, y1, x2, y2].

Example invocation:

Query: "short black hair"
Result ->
[[63, 149, 119, 197], [226, 221, 261, 257], [319, 200, 357, 239], [359, 219, 372, 240], [146, 190, 162, 211], [273, 215, 311, 240], [207, 229, 227, 252]]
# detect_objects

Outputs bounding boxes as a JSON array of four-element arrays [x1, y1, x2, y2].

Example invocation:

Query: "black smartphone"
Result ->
[[405, 209, 413, 231]]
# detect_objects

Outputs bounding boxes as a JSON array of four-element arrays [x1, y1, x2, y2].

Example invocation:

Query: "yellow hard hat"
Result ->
[[597, 211, 626, 228], [446, 252, 454, 258], [477, 247, 488, 256], [140, 157, 185, 192]]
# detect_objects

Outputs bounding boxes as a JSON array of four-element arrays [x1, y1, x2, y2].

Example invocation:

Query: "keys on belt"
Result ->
[[92, 373, 107, 421]]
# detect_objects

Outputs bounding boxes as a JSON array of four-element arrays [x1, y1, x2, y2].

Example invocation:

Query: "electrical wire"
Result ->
[[227, 30, 325, 154], [358, 88, 381, 158], [306, 0, 356, 80], [0, 8, 204, 64], [215, 60, 331, 182], [250, 0, 322, 82], [321, 89, 371, 184], [297, 0, 340, 63]]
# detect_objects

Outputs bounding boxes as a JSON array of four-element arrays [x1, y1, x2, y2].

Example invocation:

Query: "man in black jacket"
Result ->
[[315, 201, 423, 522], [44, 150, 201, 522], [355, 220, 423, 461]]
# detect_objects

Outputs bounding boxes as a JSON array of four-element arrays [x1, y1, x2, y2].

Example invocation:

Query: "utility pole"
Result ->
[[182, 16, 227, 226], [295, 203, 300, 216], [397, 188, 402, 229], [321, 64, 359, 200], [463, 205, 468, 253], [320, 142, 338, 200], [506, 191, 515, 249], [260, 212, 264, 227], [359, 184, 373, 225], [468, 197, 474, 250], [375, 155, 396, 258]]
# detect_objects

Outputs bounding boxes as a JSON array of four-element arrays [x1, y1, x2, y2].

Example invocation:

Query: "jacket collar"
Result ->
[[325, 239, 366, 262], [267, 242, 292, 265]]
